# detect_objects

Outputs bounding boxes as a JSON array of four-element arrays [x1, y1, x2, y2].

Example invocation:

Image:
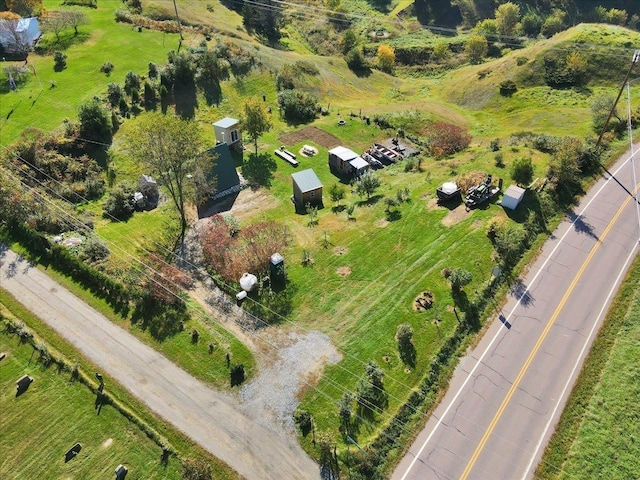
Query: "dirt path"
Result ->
[[0, 248, 321, 480]]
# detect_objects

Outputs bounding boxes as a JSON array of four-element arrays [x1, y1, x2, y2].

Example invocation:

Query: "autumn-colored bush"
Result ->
[[144, 253, 193, 305], [426, 122, 471, 158], [200, 215, 289, 283]]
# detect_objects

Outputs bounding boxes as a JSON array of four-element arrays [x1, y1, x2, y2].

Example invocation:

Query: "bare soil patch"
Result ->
[[336, 266, 352, 276], [279, 126, 341, 149], [334, 245, 348, 255], [375, 218, 389, 228], [442, 204, 472, 227]]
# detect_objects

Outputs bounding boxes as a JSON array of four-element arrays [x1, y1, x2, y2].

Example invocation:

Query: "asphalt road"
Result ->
[[393, 145, 640, 480], [0, 248, 320, 480]]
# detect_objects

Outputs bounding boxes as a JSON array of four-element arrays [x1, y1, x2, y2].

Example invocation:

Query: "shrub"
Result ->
[[53, 51, 67, 71], [426, 122, 472, 158], [182, 458, 213, 480], [294, 409, 313, 436], [80, 236, 110, 262], [103, 181, 135, 220], [277, 89, 319, 123], [499, 80, 517, 96], [124, 70, 141, 95], [532, 134, 560, 153], [107, 82, 124, 107], [100, 62, 114, 75]]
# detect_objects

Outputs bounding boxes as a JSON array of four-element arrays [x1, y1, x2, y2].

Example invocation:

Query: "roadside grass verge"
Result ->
[[535, 253, 640, 478], [3, 241, 255, 390], [0, 289, 239, 479]]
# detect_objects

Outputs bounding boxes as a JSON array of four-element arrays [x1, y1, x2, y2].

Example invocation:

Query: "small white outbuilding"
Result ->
[[501, 185, 526, 210]]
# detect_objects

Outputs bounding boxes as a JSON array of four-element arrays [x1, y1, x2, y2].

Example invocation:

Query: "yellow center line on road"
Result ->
[[460, 186, 638, 480]]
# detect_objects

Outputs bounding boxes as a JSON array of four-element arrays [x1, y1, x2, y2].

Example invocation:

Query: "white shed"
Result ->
[[501, 185, 526, 210], [213, 117, 241, 147]]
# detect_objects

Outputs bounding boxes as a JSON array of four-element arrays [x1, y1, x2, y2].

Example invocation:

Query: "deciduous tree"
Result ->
[[511, 156, 534, 186], [465, 34, 488, 64], [355, 170, 380, 200], [42, 12, 69, 42], [125, 113, 209, 237], [63, 9, 89, 35], [241, 98, 272, 156], [377, 44, 395, 73], [447, 267, 472, 292], [495, 2, 520, 36], [78, 97, 112, 145], [329, 183, 345, 207]]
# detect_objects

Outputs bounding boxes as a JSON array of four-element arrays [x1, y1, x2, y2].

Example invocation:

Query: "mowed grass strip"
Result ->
[[535, 254, 640, 479]]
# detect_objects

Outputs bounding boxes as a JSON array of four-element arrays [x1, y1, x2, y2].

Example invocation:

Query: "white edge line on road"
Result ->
[[398, 150, 637, 480], [521, 231, 640, 479]]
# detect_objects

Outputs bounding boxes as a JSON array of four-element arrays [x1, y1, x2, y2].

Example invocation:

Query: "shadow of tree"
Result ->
[[350, 65, 372, 78], [174, 80, 198, 119], [509, 280, 534, 307], [398, 342, 416, 368], [131, 299, 187, 341], [566, 211, 599, 240], [356, 194, 382, 207], [242, 152, 277, 188], [385, 209, 402, 222], [230, 364, 245, 386]]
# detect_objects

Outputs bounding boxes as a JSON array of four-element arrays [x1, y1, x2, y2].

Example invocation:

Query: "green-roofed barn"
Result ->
[[209, 142, 240, 195], [291, 168, 323, 211]]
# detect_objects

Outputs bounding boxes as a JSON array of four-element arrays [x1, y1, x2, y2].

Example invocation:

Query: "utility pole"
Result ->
[[172, 0, 184, 51], [595, 50, 640, 150]]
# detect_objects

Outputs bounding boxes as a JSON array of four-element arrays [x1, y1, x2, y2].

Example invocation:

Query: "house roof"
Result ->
[[213, 117, 239, 129], [349, 156, 369, 170], [209, 143, 240, 192], [292, 169, 322, 193], [329, 146, 359, 161], [17, 17, 36, 32]]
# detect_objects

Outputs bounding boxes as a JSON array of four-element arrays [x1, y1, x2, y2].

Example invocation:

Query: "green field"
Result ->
[[0, 312, 183, 479], [536, 255, 640, 479]]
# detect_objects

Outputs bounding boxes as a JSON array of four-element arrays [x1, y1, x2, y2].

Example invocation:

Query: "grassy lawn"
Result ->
[[536, 255, 640, 479], [0, 291, 239, 479]]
